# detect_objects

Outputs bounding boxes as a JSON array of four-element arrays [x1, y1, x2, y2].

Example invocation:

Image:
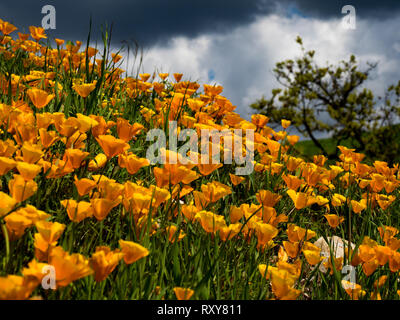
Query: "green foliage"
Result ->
[[251, 36, 400, 164]]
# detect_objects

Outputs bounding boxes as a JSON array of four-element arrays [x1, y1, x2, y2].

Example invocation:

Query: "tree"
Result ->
[[250, 36, 400, 163]]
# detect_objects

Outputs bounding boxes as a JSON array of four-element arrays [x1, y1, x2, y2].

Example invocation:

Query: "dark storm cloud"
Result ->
[[0, 0, 278, 47], [2, 1, 400, 48], [287, 0, 400, 19]]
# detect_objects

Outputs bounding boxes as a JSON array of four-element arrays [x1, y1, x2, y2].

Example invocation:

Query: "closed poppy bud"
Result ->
[[119, 240, 149, 264], [16, 162, 41, 180], [27, 88, 54, 109], [9, 174, 37, 202], [331, 193, 346, 206], [174, 287, 194, 300], [90, 246, 124, 282]]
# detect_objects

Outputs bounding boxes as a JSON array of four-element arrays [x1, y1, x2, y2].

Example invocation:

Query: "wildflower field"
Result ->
[[1, 19, 400, 301]]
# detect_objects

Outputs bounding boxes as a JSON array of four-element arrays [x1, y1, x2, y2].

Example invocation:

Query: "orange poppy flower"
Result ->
[[48, 246, 93, 287], [16, 162, 41, 180], [90, 197, 121, 221], [90, 246, 124, 282], [95, 135, 130, 159], [60, 199, 94, 222], [29, 26, 46, 41], [174, 287, 194, 300], [0, 156, 17, 175], [119, 240, 149, 264], [9, 174, 37, 202], [324, 214, 344, 229], [27, 88, 54, 109], [287, 190, 316, 210], [0, 192, 17, 217], [72, 82, 96, 98]]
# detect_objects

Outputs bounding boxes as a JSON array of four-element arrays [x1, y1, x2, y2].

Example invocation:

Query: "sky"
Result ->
[[2, 1, 400, 136]]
